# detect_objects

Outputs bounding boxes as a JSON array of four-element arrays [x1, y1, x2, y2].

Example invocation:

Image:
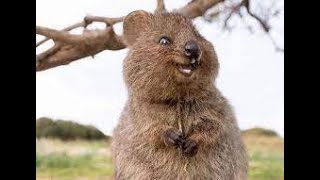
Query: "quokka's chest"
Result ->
[[132, 102, 220, 136]]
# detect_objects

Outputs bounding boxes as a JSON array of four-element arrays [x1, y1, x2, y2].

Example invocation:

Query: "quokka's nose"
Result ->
[[184, 40, 200, 61]]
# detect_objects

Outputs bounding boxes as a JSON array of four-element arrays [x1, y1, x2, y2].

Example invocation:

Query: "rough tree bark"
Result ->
[[36, 0, 283, 72]]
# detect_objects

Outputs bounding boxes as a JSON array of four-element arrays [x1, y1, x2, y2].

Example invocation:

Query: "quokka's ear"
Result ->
[[123, 10, 153, 46]]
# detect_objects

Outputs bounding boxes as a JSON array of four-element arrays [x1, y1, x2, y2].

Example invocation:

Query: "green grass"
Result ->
[[36, 139, 113, 180], [248, 151, 284, 180], [36, 153, 113, 179], [243, 134, 284, 180], [36, 133, 284, 180]]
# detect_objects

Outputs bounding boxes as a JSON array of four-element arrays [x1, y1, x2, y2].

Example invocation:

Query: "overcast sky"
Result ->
[[36, 0, 284, 137]]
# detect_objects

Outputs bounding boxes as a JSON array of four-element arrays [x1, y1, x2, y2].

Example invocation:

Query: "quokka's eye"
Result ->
[[159, 36, 171, 45]]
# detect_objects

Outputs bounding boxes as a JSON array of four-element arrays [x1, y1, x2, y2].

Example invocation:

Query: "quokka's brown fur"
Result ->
[[111, 10, 248, 180]]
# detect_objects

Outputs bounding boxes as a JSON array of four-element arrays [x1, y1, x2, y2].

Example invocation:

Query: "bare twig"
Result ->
[[267, 33, 284, 52], [241, 0, 270, 32], [223, 0, 246, 29]]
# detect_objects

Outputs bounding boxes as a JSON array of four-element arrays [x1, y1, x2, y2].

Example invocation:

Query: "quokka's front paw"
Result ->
[[162, 128, 185, 147], [182, 138, 199, 157]]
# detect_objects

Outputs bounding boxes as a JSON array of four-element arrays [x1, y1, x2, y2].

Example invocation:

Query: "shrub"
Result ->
[[242, 127, 278, 137], [36, 117, 108, 141]]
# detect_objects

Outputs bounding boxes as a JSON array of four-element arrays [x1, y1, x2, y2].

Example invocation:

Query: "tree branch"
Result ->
[[36, 26, 84, 44], [36, 0, 283, 72], [36, 16, 124, 47], [36, 22, 86, 47], [175, 0, 225, 19], [36, 27, 126, 71], [155, 0, 167, 14], [36, 15, 126, 71], [84, 16, 125, 26]]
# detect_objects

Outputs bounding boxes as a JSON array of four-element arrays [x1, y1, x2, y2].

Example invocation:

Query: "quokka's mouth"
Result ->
[[174, 59, 199, 76]]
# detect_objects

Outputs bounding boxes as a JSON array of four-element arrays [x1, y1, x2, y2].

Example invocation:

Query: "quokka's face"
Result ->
[[123, 11, 219, 100]]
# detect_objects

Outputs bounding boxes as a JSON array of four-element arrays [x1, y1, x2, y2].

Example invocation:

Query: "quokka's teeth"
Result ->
[[182, 69, 191, 74]]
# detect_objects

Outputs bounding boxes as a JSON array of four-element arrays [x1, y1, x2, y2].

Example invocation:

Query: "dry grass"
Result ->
[[36, 138, 110, 156], [36, 133, 284, 180], [243, 135, 284, 154]]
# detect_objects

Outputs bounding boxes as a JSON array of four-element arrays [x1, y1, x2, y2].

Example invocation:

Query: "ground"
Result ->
[[36, 132, 284, 180]]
